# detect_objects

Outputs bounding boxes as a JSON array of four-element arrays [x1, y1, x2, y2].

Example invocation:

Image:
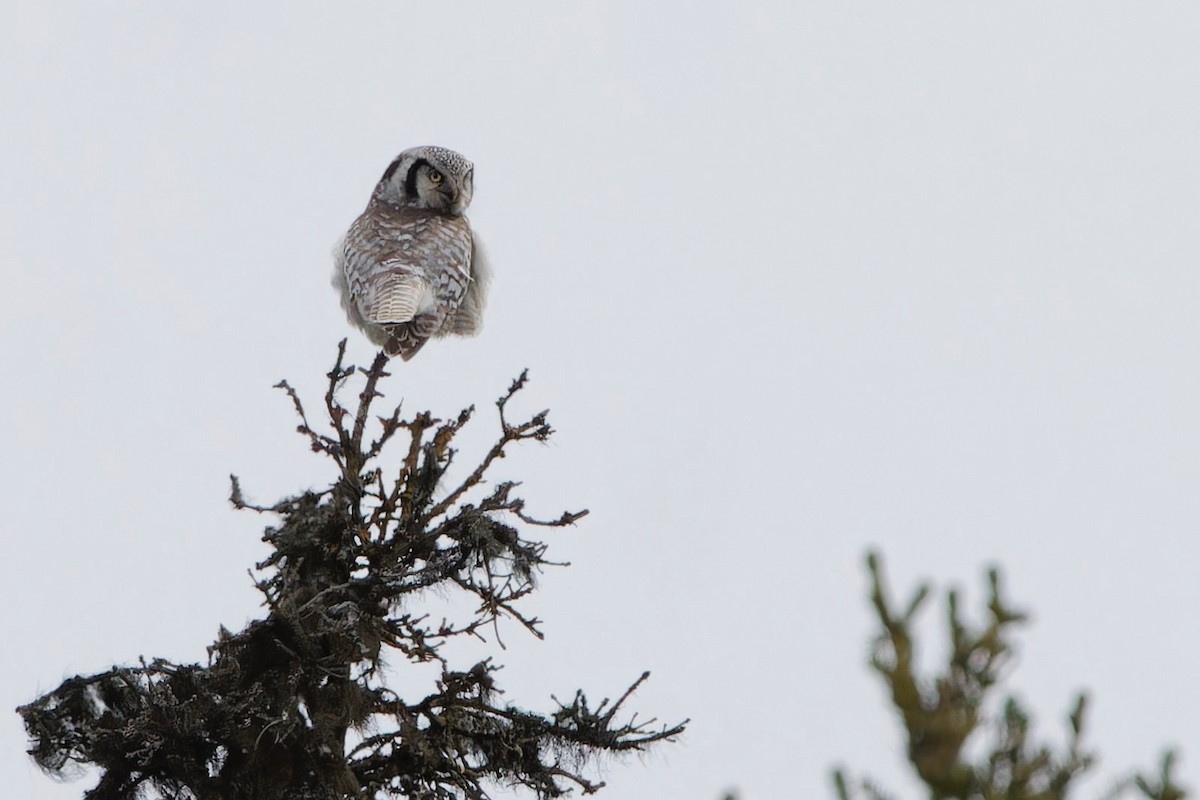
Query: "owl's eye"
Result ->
[[428, 170, 444, 184]]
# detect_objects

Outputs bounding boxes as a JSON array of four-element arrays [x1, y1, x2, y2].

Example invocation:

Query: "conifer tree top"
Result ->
[[18, 343, 686, 800]]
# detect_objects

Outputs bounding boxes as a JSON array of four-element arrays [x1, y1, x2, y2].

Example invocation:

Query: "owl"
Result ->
[[333, 145, 491, 360]]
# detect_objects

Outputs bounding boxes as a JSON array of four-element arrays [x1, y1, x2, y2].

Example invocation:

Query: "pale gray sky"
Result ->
[[2, 4, 1198, 799]]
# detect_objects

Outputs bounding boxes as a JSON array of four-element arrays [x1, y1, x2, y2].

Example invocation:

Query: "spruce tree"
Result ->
[[832, 552, 1187, 800], [18, 344, 686, 800]]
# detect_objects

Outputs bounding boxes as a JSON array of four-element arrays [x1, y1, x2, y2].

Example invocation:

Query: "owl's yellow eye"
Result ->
[[428, 170, 444, 184]]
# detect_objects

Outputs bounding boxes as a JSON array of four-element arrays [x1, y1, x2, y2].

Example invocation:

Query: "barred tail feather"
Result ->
[[384, 313, 441, 361], [368, 275, 426, 324]]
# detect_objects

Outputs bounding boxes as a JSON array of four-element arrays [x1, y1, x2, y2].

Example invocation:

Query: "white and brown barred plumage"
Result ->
[[333, 146, 491, 360]]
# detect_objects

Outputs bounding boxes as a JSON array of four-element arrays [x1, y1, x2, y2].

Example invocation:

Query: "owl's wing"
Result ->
[[444, 230, 492, 336], [340, 210, 436, 326]]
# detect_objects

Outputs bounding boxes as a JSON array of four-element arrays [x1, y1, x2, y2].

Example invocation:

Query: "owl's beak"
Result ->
[[444, 187, 470, 214]]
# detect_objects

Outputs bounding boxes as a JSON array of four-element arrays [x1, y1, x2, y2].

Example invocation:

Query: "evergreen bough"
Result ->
[[832, 552, 1186, 800]]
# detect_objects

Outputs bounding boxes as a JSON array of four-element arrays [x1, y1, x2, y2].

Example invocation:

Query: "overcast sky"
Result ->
[[2, 4, 1198, 799]]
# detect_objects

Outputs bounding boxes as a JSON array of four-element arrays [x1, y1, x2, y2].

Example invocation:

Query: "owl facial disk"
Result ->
[[373, 147, 474, 213]]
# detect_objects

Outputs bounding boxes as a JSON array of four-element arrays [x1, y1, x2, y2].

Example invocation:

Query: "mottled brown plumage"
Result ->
[[333, 146, 491, 360]]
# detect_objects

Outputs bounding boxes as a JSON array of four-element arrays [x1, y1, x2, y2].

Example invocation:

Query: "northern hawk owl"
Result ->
[[333, 146, 491, 360]]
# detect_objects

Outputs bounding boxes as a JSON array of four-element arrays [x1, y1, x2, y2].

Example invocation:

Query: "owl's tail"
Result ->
[[384, 314, 440, 361], [367, 274, 427, 325]]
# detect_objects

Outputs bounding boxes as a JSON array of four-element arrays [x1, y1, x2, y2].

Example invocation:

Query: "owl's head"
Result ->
[[373, 145, 474, 216]]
